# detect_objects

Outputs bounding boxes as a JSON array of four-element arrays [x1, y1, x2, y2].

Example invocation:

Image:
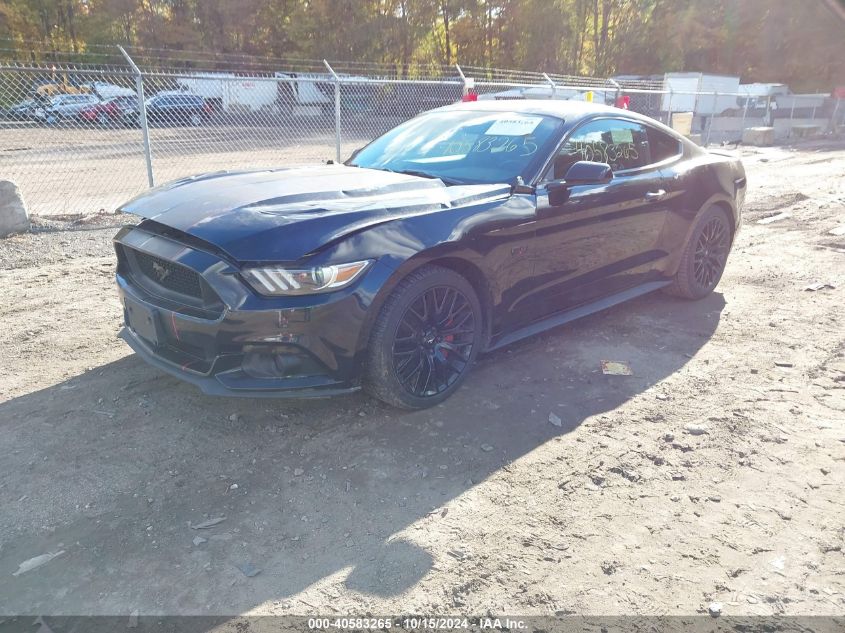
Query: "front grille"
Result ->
[[132, 250, 203, 299], [116, 241, 224, 319]]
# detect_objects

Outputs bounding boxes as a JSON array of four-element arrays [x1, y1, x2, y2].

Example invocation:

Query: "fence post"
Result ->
[[606, 78, 621, 107], [740, 96, 748, 139], [789, 96, 796, 138], [830, 98, 842, 134], [119, 46, 154, 188], [542, 73, 557, 99], [455, 64, 469, 97], [705, 91, 718, 146], [763, 95, 772, 128], [323, 60, 342, 163], [667, 88, 674, 127]]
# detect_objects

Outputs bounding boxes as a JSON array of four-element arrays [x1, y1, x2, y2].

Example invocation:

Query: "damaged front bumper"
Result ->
[[118, 327, 360, 398], [114, 225, 393, 398]]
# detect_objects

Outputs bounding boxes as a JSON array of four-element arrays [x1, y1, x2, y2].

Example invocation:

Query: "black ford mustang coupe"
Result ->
[[114, 100, 746, 408]]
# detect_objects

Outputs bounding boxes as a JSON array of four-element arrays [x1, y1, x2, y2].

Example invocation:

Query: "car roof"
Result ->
[[437, 98, 686, 128], [436, 98, 695, 147], [154, 91, 201, 98], [436, 98, 622, 121]]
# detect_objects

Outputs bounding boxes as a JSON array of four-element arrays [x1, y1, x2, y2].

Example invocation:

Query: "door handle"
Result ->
[[645, 189, 667, 200]]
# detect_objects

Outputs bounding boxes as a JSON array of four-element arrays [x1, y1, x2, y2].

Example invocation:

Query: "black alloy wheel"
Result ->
[[664, 205, 732, 300], [692, 215, 730, 289], [365, 265, 483, 409], [392, 285, 476, 397]]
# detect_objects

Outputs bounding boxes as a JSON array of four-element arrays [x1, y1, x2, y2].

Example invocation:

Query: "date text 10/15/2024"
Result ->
[[307, 617, 528, 630]]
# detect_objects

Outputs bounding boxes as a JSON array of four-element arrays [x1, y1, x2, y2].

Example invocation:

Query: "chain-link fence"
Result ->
[[1, 49, 842, 216]]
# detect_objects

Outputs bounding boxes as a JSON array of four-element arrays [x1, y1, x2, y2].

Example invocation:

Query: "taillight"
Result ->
[[203, 103, 212, 114]]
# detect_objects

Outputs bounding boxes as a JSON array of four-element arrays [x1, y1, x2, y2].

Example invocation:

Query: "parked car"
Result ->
[[32, 94, 101, 124], [4, 99, 36, 121], [114, 100, 746, 408], [131, 93, 212, 127], [88, 81, 136, 100], [80, 95, 139, 126]]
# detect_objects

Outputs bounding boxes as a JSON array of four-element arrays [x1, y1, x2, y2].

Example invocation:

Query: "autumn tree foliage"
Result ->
[[0, 0, 841, 91]]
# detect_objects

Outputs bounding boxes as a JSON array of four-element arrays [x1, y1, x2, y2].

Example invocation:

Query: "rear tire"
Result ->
[[364, 265, 483, 409], [663, 205, 732, 299]]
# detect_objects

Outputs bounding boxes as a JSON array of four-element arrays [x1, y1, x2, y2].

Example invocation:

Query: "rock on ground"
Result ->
[[0, 180, 29, 237]]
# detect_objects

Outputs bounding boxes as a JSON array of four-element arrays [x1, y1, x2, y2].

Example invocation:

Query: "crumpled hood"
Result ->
[[119, 165, 512, 262]]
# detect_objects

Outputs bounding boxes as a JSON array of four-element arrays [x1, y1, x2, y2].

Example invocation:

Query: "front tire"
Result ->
[[364, 266, 483, 409], [664, 205, 732, 299]]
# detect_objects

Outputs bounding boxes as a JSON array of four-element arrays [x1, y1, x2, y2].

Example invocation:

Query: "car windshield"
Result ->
[[348, 110, 562, 185]]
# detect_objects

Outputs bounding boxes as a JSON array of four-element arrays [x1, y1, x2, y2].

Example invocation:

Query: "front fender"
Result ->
[[324, 195, 537, 359]]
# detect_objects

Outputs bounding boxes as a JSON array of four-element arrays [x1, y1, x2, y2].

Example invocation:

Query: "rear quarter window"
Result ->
[[647, 127, 682, 164]]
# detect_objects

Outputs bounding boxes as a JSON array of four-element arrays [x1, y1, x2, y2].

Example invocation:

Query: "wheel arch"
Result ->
[[708, 198, 738, 242], [424, 256, 494, 348]]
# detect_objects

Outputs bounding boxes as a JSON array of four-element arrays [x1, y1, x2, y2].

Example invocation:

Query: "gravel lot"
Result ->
[[0, 141, 843, 621]]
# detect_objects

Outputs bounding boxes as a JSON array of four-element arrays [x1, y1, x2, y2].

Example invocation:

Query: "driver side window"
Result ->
[[547, 118, 652, 180]]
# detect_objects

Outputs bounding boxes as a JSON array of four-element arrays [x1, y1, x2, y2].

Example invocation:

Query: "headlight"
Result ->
[[241, 260, 372, 296]]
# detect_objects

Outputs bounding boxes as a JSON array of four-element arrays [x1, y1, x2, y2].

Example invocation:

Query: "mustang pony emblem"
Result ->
[[151, 261, 171, 282]]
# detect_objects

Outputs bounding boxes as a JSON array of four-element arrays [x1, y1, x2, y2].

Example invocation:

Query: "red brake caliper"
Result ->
[[442, 319, 454, 357]]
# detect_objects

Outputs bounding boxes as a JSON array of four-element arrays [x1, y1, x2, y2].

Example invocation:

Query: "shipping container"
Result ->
[[662, 72, 740, 115]]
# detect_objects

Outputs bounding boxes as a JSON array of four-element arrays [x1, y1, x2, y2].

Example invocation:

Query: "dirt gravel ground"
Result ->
[[0, 141, 843, 621]]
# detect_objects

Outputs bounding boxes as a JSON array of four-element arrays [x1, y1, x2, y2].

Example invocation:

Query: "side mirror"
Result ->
[[545, 181, 571, 207], [563, 160, 613, 186], [544, 161, 613, 206]]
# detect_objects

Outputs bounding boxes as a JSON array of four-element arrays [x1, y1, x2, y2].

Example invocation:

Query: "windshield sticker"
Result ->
[[485, 116, 543, 136], [610, 128, 634, 144]]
